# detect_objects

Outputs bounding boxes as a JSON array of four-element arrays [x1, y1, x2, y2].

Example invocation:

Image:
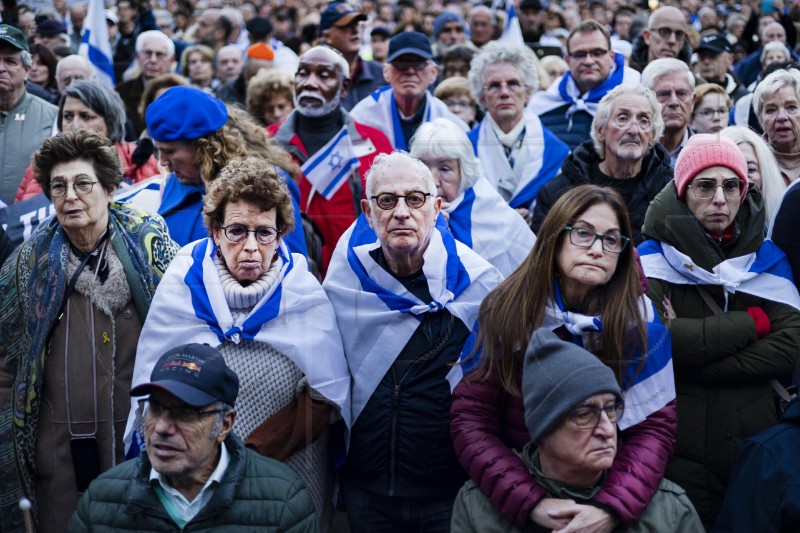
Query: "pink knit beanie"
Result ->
[[674, 134, 749, 205]]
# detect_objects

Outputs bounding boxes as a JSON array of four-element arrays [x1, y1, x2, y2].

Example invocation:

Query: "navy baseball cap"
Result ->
[[697, 34, 731, 54], [130, 344, 240, 407], [387, 31, 433, 62], [320, 2, 367, 32]]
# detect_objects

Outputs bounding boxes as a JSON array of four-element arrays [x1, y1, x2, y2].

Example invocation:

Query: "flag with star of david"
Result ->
[[301, 126, 360, 201]]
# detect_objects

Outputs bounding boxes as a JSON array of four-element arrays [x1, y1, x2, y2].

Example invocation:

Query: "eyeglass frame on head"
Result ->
[[370, 191, 432, 210], [687, 177, 742, 200], [561, 225, 630, 254], [48, 178, 99, 198], [569, 400, 625, 429], [219, 223, 280, 245], [139, 398, 227, 426]]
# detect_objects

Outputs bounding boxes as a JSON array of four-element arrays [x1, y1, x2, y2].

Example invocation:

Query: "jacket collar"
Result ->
[[273, 107, 364, 162]]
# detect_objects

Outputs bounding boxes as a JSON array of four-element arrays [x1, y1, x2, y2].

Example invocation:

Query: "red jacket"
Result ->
[[268, 110, 391, 276], [15, 141, 160, 203], [451, 367, 677, 529]]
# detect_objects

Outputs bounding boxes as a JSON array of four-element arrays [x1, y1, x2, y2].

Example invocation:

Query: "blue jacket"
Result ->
[[342, 58, 387, 111]]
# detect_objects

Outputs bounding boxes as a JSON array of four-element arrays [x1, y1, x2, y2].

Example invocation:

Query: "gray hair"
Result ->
[[365, 151, 437, 199], [760, 40, 791, 66], [300, 45, 350, 78], [720, 125, 787, 221], [210, 401, 235, 438], [154, 9, 177, 32], [20, 50, 32, 68], [753, 68, 800, 121], [58, 80, 127, 142], [409, 118, 482, 195], [641, 57, 695, 91], [591, 84, 665, 158], [55, 54, 93, 79], [136, 30, 175, 58], [468, 41, 539, 103]]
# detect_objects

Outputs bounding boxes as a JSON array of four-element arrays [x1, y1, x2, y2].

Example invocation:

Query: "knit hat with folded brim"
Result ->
[[674, 134, 749, 205]]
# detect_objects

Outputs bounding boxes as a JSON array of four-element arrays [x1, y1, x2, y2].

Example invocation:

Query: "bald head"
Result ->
[[56, 54, 95, 92], [648, 6, 684, 29], [644, 6, 687, 62]]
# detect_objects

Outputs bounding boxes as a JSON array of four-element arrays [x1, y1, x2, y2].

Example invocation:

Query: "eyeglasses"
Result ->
[[695, 107, 729, 118], [655, 89, 693, 103], [484, 80, 525, 94], [139, 399, 226, 426], [570, 401, 625, 429], [562, 225, 630, 254], [651, 26, 686, 40], [688, 178, 742, 199], [390, 61, 430, 72], [220, 223, 279, 245], [371, 191, 432, 210], [611, 113, 652, 130], [568, 48, 609, 60], [49, 178, 98, 198], [444, 98, 473, 110]]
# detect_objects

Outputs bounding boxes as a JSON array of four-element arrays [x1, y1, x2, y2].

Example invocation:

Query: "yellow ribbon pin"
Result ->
[[102, 332, 111, 344]]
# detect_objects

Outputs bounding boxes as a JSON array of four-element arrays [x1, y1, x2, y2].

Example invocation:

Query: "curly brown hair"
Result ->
[[225, 105, 300, 180], [202, 157, 295, 238], [192, 123, 249, 186], [246, 69, 294, 126], [33, 129, 123, 199]]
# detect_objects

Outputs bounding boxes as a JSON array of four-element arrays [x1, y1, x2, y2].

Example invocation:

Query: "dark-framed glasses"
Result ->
[[139, 399, 226, 425], [568, 48, 609, 60], [562, 225, 630, 254], [49, 178, 98, 198], [570, 401, 625, 429], [371, 191, 432, 210], [390, 60, 430, 72], [220, 223, 279, 245], [688, 178, 742, 199], [652, 26, 686, 40]]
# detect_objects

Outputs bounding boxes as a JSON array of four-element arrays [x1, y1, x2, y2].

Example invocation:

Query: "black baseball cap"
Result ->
[[697, 34, 731, 54], [387, 31, 433, 62], [130, 344, 240, 407], [320, 2, 367, 32], [0, 24, 29, 53], [37, 19, 67, 37]]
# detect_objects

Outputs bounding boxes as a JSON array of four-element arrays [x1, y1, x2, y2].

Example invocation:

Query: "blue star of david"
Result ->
[[328, 152, 344, 171]]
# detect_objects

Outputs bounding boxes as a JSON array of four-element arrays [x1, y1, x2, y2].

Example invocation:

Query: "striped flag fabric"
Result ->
[[301, 126, 360, 202], [78, 0, 115, 87], [499, 1, 525, 46]]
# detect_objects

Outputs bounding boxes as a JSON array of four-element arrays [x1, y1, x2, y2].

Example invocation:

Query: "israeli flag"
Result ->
[[79, 0, 115, 87], [301, 126, 359, 202], [498, 1, 525, 46]]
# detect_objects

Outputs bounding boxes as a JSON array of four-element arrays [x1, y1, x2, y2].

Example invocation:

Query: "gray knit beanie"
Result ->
[[523, 328, 623, 443]]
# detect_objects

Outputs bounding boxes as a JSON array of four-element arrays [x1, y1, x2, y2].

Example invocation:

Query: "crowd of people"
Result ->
[[1, 0, 800, 531]]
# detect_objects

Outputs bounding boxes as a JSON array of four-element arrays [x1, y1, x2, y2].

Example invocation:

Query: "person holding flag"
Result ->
[[270, 45, 392, 276]]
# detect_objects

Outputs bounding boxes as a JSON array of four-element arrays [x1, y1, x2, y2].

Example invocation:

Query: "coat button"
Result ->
[[122, 309, 133, 319]]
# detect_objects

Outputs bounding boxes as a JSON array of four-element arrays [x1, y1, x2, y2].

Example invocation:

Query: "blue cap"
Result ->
[[387, 31, 433, 62], [146, 86, 228, 142], [433, 12, 464, 39], [130, 344, 240, 407], [320, 2, 367, 32]]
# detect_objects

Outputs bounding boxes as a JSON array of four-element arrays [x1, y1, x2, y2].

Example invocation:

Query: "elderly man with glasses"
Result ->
[[530, 19, 641, 151], [324, 151, 501, 533], [452, 329, 704, 533], [630, 6, 692, 73], [350, 32, 468, 150], [467, 41, 569, 222], [643, 58, 696, 165]]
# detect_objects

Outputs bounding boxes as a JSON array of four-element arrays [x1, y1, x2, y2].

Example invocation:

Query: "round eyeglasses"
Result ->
[[220, 223, 279, 245], [49, 178, 98, 198], [570, 401, 625, 429], [562, 225, 630, 254], [371, 192, 432, 210], [687, 178, 742, 200]]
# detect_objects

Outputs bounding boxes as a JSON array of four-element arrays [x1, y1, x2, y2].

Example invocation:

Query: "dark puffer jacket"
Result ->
[[629, 34, 693, 73], [66, 433, 319, 532], [641, 184, 800, 528], [532, 140, 673, 244]]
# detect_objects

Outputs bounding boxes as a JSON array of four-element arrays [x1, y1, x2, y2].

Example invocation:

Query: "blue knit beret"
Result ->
[[146, 86, 228, 142]]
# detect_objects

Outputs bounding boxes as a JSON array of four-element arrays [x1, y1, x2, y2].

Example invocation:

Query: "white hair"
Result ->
[[591, 84, 665, 157], [760, 40, 791, 66], [299, 45, 350, 78], [365, 151, 437, 199], [641, 57, 695, 90], [753, 68, 800, 121], [55, 53, 93, 78], [135, 30, 175, 58], [468, 41, 539, 103], [409, 118, 482, 194], [720, 125, 787, 221]]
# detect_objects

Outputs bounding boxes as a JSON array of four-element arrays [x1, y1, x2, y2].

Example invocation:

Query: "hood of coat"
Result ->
[[641, 181, 766, 271]]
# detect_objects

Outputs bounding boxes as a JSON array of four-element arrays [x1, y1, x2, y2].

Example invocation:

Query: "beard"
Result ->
[[294, 91, 341, 117], [614, 138, 645, 161]]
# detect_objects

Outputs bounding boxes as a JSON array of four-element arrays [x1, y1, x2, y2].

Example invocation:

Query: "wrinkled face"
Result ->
[[213, 200, 280, 284], [566, 30, 615, 93], [362, 164, 441, 263], [438, 21, 466, 46], [538, 393, 618, 486], [556, 203, 621, 303], [323, 21, 363, 56], [653, 72, 693, 132], [145, 391, 231, 490], [51, 159, 113, 245], [643, 9, 686, 60], [155, 140, 201, 184], [479, 62, 531, 129], [294, 49, 345, 117], [419, 156, 462, 202], [0, 47, 30, 97], [216, 48, 243, 83], [685, 165, 743, 236], [762, 22, 786, 44], [61, 96, 109, 137], [187, 51, 214, 84], [384, 54, 438, 100], [695, 49, 730, 83], [598, 93, 653, 162], [760, 85, 800, 153], [137, 37, 172, 81], [690, 93, 729, 134], [30, 53, 50, 85], [764, 49, 789, 69], [469, 11, 494, 46], [263, 94, 293, 125], [56, 59, 92, 92], [737, 142, 762, 188]]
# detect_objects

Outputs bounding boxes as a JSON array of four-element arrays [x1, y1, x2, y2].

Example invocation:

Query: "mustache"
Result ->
[[296, 92, 326, 104]]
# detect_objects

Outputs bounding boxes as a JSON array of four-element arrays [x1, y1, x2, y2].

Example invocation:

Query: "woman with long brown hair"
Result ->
[[451, 184, 677, 532]]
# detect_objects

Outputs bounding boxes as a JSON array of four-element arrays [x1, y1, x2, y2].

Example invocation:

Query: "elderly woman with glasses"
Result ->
[[0, 130, 177, 532], [754, 68, 800, 183], [638, 134, 800, 528], [124, 157, 350, 528], [452, 184, 677, 533]]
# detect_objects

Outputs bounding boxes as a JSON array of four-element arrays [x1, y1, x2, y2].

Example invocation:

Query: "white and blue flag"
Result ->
[[79, 0, 115, 87], [301, 126, 359, 203], [498, 1, 525, 46]]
